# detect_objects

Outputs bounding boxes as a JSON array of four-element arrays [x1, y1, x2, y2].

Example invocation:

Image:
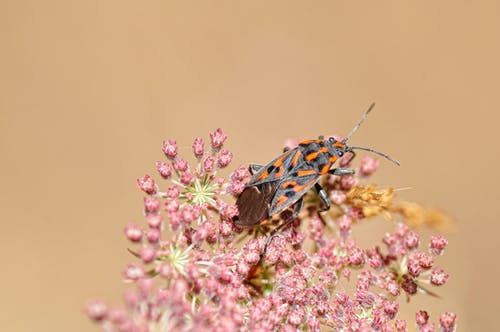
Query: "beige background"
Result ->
[[1, 1, 499, 331]]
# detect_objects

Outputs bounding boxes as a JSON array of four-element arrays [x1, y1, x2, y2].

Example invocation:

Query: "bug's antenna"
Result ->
[[342, 102, 376, 144], [350, 146, 400, 166]]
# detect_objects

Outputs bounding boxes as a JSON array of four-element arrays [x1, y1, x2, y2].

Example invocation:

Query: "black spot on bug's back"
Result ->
[[285, 191, 295, 198], [284, 183, 295, 189], [267, 165, 276, 173]]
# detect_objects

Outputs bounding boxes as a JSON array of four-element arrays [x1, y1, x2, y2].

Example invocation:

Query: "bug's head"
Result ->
[[339, 103, 400, 166], [325, 136, 349, 158]]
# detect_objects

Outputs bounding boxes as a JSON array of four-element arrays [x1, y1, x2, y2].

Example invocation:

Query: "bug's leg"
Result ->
[[328, 168, 355, 176], [249, 164, 264, 175], [318, 135, 324, 140], [260, 198, 303, 260], [315, 183, 330, 212], [282, 147, 290, 153]]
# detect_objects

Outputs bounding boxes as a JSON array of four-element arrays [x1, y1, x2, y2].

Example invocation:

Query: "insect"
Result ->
[[232, 103, 400, 257]]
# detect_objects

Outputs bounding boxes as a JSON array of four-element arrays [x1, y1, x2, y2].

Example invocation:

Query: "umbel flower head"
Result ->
[[87, 129, 457, 332]]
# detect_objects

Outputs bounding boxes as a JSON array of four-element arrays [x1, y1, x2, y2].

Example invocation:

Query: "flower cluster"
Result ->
[[86, 130, 457, 331]]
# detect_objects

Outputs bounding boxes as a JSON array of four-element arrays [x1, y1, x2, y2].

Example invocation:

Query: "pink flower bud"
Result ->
[[384, 300, 399, 318], [146, 214, 162, 228], [143, 196, 160, 213], [440, 312, 457, 331], [136, 174, 157, 195], [404, 231, 420, 249], [348, 247, 365, 266], [430, 235, 448, 255], [174, 157, 188, 172], [386, 280, 400, 296], [402, 276, 417, 295], [124, 223, 142, 242], [181, 205, 197, 224], [359, 156, 380, 176], [165, 199, 179, 213], [180, 171, 194, 185], [166, 185, 180, 198], [85, 299, 107, 321], [416, 310, 429, 326], [192, 137, 205, 158], [418, 253, 434, 269], [203, 155, 215, 172], [217, 150, 233, 168], [123, 264, 144, 281], [210, 128, 227, 150], [139, 246, 156, 263], [288, 305, 306, 326], [156, 161, 172, 178], [162, 139, 178, 159], [146, 228, 160, 243], [407, 260, 422, 277], [223, 204, 239, 219], [339, 175, 357, 190], [430, 268, 449, 286], [232, 165, 250, 181], [338, 215, 352, 238], [230, 180, 245, 195], [329, 190, 346, 204]]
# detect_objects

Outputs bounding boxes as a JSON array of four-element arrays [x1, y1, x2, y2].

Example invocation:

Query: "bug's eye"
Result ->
[[338, 151, 344, 157], [328, 137, 335, 143]]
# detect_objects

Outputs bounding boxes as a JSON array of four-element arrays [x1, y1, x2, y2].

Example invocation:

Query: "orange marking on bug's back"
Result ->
[[306, 151, 319, 161], [334, 141, 345, 148], [281, 180, 297, 189], [291, 150, 300, 166], [329, 155, 338, 163], [297, 169, 316, 176], [257, 170, 269, 180], [293, 179, 315, 193], [273, 158, 283, 167], [276, 195, 288, 206], [275, 166, 284, 178], [320, 162, 332, 175], [320, 147, 328, 153]]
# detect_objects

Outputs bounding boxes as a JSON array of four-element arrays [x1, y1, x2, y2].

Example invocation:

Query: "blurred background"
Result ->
[[1, 1, 498, 330]]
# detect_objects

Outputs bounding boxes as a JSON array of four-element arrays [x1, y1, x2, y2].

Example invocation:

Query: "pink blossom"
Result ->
[[85, 299, 107, 321], [210, 128, 227, 150], [162, 139, 177, 159], [173, 157, 188, 172], [203, 155, 215, 172], [136, 174, 157, 194], [217, 150, 233, 168], [439, 312, 457, 332], [87, 129, 455, 332], [430, 235, 448, 255], [156, 160, 172, 178], [430, 268, 449, 286], [359, 155, 379, 176], [192, 137, 205, 158], [124, 223, 142, 242]]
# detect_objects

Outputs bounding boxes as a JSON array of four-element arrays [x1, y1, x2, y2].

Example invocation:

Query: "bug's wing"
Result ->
[[234, 181, 278, 227], [268, 170, 320, 216], [249, 147, 302, 185]]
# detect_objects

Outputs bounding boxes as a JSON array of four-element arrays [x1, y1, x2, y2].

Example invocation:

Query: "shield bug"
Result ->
[[233, 103, 399, 257]]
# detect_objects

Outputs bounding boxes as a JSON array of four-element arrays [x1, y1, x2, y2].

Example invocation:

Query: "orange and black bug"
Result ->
[[232, 103, 400, 257]]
